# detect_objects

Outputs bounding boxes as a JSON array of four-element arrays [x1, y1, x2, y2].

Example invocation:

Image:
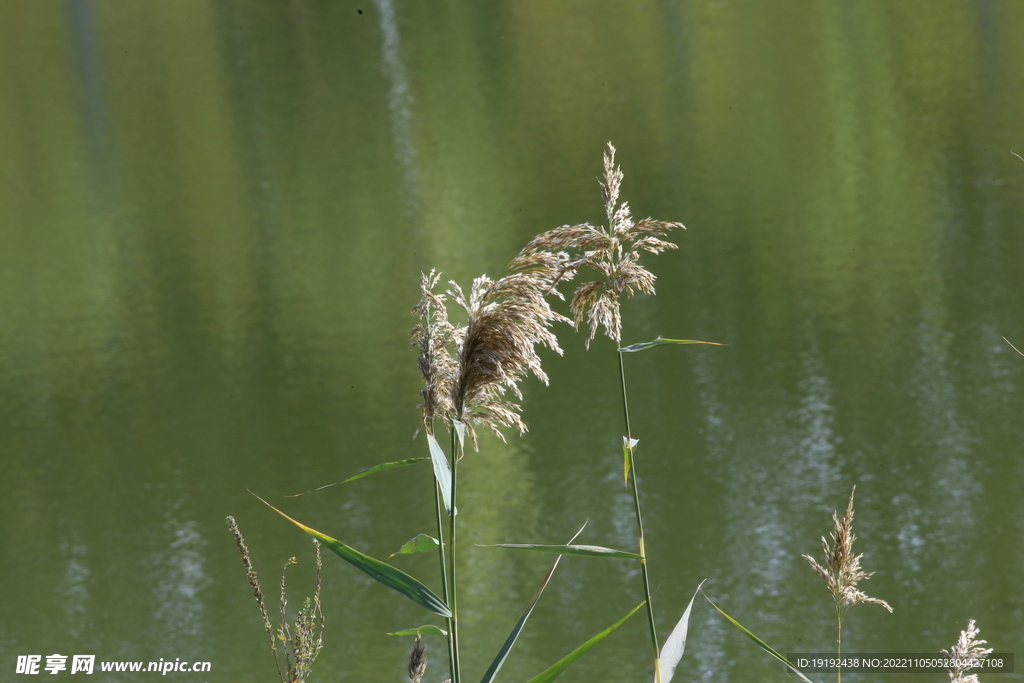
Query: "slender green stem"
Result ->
[[836, 612, 842, 683], [617, 350, 662, 683], [431, 436, 455, 683], [448, 427, 462, 683]]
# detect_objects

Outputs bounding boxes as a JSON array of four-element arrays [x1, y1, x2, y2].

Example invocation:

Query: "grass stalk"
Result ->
[[448, 427, 462, 683], [617, 351, 662, 683], [431, 433, 456, 683]]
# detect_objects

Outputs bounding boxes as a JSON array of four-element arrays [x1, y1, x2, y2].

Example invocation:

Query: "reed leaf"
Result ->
[[702, 592, 816, 683], [427, 432, 455, 516], [391, 534, 440, 557], [622, 436, 638, 486], [252, 493, 451, 618], [482, 543, 641, 560], [659, 580, 705, 683], [287, 458, 430, 497], [524, 602, 645, 683], [388, 625, 448, 637], [478, 524, 586, 683], [618, 338, 723, 353]]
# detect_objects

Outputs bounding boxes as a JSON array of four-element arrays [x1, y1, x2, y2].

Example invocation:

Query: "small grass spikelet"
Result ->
[[512, 142, 684, 347], [943, 620, 993, 683], [803, 486, 892, 616]]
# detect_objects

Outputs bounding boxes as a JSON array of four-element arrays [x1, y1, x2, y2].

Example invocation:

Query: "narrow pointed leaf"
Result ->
[[525, 602, 645, 683], [387, 625, 448, 637], [702, 592, 816, 683], [483, 543, 642, 560], [454, 419, 466, 450], [622, 437, 638, 485], [390, 534, 440, 557], [479, 523, 587, 683], [287, 457, 429, 496], [427, 432, 455, 516], [660, 580, 706, 683], [251, 493, 451, 618], [618, 338, 723, 353]]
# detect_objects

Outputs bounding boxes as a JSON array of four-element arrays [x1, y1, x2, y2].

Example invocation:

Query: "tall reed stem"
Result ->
[[448, 427, 462, 683], [836, 613, 842, 683], [431, 433, 456, 682], [618, 350, 662, 683]]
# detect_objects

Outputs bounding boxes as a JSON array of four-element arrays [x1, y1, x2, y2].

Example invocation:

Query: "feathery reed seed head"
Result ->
[[513, 142, 684, 347], [407, 634, 427, 683], [412, 262, 570, 447], [411, 270, 459, 432], [802, 486, 892, 616], [943, 620, 992, 683]]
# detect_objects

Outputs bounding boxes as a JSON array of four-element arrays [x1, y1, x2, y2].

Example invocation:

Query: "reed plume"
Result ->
[[512, 142, 684, 347], [943, 620, 993, 683], [803, 486, 891, 683], [407, 634, 427, 683], [803, 486, 892, 616], [411, 270, 459, 432], [412, 261, 570, 448]]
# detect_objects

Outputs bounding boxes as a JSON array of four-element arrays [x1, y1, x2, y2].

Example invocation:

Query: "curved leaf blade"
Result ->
[[390, 534, 440, 557], [618, 338, 723, 353], [286, 457, 429, 497], [478, 523, 587, 683], [702, 591, 816, 683], [251, 493, 451, 618], [483, 543, 642, 560], [387, 625, 448, 637], [525, 602, 645, 683], [427, 432, 455, 516], [660, 580, 706, 683]]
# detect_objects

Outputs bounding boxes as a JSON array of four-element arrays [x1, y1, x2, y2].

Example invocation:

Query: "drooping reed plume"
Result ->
[[512, 142, 684, 347], [226, 516, 324, 683], [803, 487, 891, 683], [943, 620, 993, 683], [412, 260, 571, 448]]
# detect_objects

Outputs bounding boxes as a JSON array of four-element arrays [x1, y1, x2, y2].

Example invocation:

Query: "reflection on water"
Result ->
[[0, 1, 1022, 681]]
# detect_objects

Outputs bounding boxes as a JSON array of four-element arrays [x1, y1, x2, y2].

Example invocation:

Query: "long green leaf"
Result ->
[[622, 436, 638, 486], [659, 580, 706, 683], [525, 602, 645, 683], [478, 524, 587, 683], [618, 338, 723, 353], [390, 533, 440, 557], [251, 493, 451, 618], [482, 543, 642, 560], [286, 457, 429, 497], [702, 592, 816, 683], [427, 432, 455, 516], [387, 625, 448, 637]]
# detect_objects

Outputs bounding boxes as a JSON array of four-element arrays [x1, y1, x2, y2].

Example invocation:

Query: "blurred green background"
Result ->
[[1, 1, 1022, 681]]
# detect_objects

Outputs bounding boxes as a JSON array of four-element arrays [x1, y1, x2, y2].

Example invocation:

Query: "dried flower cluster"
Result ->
[[227, 516, 324, 683], [803, 486, 892, 617], [412, 262, 570, 447], [513, 142, 684, 347], [943, 620, 993, 683]]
